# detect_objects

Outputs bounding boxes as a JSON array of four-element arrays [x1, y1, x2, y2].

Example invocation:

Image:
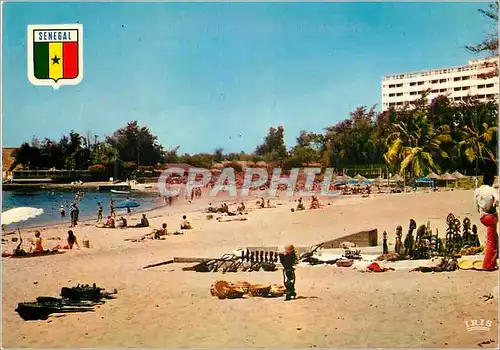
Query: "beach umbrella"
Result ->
[[451, 171, 467, 180], [339, 174, 352, 181], [354, 174, 366, 181], [115, 200, 140, 209], [426, 172, 440, 179], [2, 207, 44, 226], [439, 172, 455, 181], [372, 176, 385, 185], [389, 174, 404, 182]]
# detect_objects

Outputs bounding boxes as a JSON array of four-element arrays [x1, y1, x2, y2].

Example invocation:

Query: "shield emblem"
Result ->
[[27, 24, 83, 89]]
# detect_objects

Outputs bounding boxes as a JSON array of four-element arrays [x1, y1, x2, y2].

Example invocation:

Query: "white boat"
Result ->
[[110, 189, 130, 194]]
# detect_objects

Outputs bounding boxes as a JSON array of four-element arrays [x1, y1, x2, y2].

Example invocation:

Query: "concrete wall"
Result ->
[[320, 229, 378, 248]]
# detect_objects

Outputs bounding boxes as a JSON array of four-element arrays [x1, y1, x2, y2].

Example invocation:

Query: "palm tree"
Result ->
[[384, 109, 451, 178], [454, 97, 498, 173]]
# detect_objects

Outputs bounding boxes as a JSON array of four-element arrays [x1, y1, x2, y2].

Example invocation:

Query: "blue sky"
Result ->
[[2, 2, 493, 154]]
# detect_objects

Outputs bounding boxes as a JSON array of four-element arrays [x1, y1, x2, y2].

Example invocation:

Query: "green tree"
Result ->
[[255, 126, 287, 161], [107, 121, 164, 166], [454, 96, 498, 173], [466, 1, 499, 78]]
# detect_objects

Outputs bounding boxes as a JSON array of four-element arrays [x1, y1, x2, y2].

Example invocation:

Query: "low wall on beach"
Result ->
[[320, 229, 378, 248]]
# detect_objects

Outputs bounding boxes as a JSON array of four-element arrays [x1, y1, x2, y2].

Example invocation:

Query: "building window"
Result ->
[[389, 84, 395, 88], [389, 102, 396, 106], [410, 82, 416, 86], [440, 79, 447, 83], [478, 84, 486, 89], [417, 81, 424, 85], [396, 93, 403, 96], [462, 76, 470, 80], [410, 91, 418, 95], [487, 94, 495, 98], [389, 93, 395, 97], [397, 102, 403, 105], [486, 83, 494, 88], [454, 77, 461, 81], [431, 89, 438, 93], [478, 95, 485, 98], [454, 87, 461, 91], [440, 89, 447, 92], [396, 83, 403, 87], [462, 87, 469, 91], [431, 80, 438, 84]]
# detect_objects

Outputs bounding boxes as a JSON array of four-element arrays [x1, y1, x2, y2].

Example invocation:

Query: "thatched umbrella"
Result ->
[[439, 172, 455, 181], [389, 174, 404, 182], [451, 171, 467, 179], [426, 172, 440, 179], [354, 174, 366, 181], [372, 176, 385, 185], [439, 171, 456, 187]]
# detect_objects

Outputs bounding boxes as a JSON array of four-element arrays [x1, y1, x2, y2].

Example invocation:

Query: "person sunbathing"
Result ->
[[296, 198, 305, 211], [96, 216, 115, 228], [309, 196, 321, 209], [117, 216, 128, 228], [153, 223, 168, 239], [53, 230, 81, 250], [31, 231, 44, 253], [2, 238, 27, 257], [181, 215, 193, 229], [237, 202, 246, 212], [134, 214, 149, 228]]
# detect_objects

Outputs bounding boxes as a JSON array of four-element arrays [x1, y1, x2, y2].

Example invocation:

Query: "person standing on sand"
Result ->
[[97, 202, 103, 222], [279, 245, 298, 301], [70, 203, 79, 227], [110, 200, 116, 218], [474, 168, 499, 271]]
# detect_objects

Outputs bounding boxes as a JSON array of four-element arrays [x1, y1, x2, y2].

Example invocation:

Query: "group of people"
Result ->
[[96, 213, 150, 229], [2, 229, 82, 257]]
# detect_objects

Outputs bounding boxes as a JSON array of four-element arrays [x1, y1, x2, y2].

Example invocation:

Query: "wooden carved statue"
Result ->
[[382, 231, 388, 255], [395, 225, 403, 255], [404, 219, 417, 257]]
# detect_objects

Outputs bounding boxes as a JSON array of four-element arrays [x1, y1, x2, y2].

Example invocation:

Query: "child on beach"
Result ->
[[181, 215, 193, 229], [279, 244, 298, 301]]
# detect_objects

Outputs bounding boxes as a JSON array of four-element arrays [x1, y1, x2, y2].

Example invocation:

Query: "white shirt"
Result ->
[[474, 185, 498, 217]]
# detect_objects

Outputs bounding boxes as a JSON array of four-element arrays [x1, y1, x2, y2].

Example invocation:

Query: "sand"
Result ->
[[2, 189, 498, 348]]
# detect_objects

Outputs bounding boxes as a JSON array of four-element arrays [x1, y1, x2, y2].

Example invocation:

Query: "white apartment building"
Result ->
[[381, 57, 499, 110]]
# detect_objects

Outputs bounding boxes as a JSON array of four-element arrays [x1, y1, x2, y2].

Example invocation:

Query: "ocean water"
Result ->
[[2, 190, 162, 229]]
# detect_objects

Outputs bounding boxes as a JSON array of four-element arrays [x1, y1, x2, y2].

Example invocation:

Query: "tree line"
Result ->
[[9, 3, 498, 179]]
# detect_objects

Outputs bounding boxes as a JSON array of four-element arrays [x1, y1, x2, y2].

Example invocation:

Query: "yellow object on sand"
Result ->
[[458, 259, 474, 270], [472, 260, 484, 270]]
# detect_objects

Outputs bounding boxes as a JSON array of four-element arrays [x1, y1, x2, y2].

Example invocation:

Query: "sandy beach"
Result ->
[[2, 189, 498, 348]]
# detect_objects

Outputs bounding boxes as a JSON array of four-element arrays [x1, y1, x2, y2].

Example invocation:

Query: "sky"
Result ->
[[2, 2, 494, 154]]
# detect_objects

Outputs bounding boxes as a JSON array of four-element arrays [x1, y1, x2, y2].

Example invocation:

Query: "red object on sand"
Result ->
[[367, 262, 384, 272]]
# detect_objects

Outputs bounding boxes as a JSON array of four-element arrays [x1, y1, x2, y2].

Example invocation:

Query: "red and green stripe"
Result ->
[[34, 42, 78, 81]]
